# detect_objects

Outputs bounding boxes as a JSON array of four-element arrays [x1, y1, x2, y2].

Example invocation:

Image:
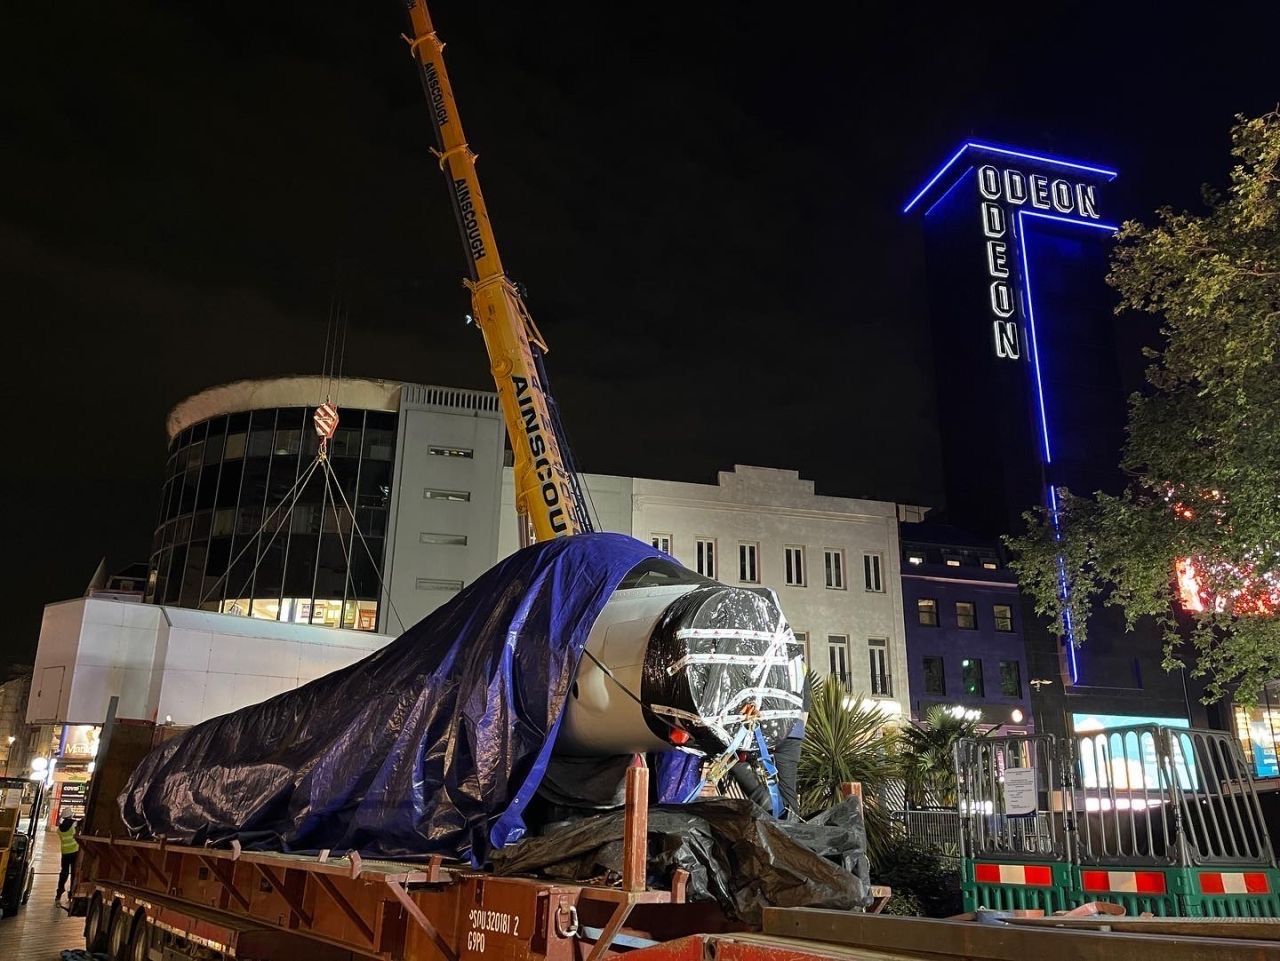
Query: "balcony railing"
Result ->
[[830, 672, 893, 697]]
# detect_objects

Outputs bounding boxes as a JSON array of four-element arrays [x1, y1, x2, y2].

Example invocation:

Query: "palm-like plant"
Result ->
[[797, 672, 899, 863], [899, 705, 982, 809]]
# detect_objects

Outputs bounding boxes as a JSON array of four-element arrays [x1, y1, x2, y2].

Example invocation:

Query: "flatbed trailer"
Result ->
[[75, 765, 1280, 961], [74, 844, 1280, 961]]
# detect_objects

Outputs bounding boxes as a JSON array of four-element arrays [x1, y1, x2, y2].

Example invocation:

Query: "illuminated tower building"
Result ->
[[905, 142, 1195, 738]]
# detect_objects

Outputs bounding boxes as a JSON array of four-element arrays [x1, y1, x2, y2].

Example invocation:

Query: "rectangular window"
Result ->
[[424, 488, 470, 502], [1000, 660, 1022, 697], [824, 549, 845, 590], [923, 656, 946, 695], [784, 546, 806, 586], [868, 638, 890, 696], [416, 577, 463, 591], [420, 532, 468, 546], [917, 598, 938, 627], [794, 631, 810, 664], [739, 543, 759, 583], [827, 635, 849, 684], [863, 553, 883, 592], [993, 604, 1014, 632], [695, 538, 716, 578], [429, 445, 473, 458], [962, 658, 984, 697], [364, 429, 395, 460], [956, 601, 977, 630], [651, 533, 672, 554], [274, 430, 302, 457], [223, 432, 247, 460]]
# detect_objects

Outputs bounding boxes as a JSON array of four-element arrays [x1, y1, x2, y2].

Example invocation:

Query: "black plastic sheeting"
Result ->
[[119, 534, 667, 863], [491, 797, 871, 924], [641, 585, 805, 754]]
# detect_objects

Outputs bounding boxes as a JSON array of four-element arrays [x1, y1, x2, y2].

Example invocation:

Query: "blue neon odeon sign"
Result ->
[[905, 142, 1120, 683]]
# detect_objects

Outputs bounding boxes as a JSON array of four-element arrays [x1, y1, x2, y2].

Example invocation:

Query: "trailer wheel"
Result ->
[[85, 892, 107, 953], [125, 908, 149, 961], [107, 900, 131, 960]]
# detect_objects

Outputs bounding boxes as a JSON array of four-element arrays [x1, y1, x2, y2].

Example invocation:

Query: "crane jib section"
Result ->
[[404, 0, 585, 540]]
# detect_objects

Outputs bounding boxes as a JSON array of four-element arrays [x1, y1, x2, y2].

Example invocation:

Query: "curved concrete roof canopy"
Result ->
[[166, 375, 404, 442]]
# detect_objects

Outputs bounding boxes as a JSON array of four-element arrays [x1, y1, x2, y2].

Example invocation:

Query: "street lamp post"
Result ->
[[2, 734, 14, 778]]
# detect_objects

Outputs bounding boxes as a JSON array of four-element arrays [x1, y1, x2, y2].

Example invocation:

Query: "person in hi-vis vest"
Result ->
[[56, 816, 79, 901]]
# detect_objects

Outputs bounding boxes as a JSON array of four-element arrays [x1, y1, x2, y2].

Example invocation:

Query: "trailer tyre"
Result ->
[[125, 908, 149, 961], [85, 893, 107, 953], [107, 900, 130, 960]]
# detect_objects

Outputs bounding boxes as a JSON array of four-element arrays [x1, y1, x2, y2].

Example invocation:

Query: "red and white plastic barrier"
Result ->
[[1199, 871, 1270, 895], [973, 863, 1053, 886], [1080, 870, 1167, 894]]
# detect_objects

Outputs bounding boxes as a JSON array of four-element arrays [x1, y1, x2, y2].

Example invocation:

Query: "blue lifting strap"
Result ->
[[753, 726, 784, 818]]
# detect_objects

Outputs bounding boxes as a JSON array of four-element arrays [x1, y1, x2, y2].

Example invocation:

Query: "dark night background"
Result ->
[[3, 3, 1277, 665]]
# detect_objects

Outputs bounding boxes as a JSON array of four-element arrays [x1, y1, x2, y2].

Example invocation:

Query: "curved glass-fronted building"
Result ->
[[151, 377, 401, 630], [149, 376, 506, 633]]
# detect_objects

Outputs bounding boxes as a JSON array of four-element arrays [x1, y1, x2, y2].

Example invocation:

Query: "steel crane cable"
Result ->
[[198, 457, 323, 608], [320, 456, 409, 636]]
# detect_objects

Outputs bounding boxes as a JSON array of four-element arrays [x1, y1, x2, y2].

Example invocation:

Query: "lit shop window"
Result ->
[[220, 597, 380, 632]]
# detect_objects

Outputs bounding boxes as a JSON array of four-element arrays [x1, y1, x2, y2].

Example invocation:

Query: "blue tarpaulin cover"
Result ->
[[119, 533, 668, 863]]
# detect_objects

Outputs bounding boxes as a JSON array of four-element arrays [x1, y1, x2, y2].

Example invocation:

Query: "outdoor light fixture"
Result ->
[[1011, 708, 1025, 723], [30, 756, 48, 772]]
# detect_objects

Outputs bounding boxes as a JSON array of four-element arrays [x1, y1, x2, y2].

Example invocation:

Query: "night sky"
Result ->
[[4, 3, 1277, 665]]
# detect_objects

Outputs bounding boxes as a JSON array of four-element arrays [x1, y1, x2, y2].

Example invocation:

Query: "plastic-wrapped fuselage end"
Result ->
[[557, 558, 805, 758]]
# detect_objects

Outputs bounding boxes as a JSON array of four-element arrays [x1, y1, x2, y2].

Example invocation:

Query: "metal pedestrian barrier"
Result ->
[[955, 725, 1280, 917]]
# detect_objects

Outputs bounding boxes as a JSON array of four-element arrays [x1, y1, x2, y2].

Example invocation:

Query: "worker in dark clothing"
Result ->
[[773, 671, 813, 814]]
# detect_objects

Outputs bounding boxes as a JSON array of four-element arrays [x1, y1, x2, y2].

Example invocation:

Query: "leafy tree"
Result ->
[[899, 705, 983, 808], [797, 673, 899, 862], [1007, 112, 1280, 703]]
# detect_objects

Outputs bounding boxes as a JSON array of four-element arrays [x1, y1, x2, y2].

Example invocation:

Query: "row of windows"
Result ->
[[922, 656, 1022, 698], [654, 535, 885, 592], [168, 420, 395, 479], [220, 596, 379, 631], [905, 551, 1001, 570], [917, 599, 1014, 632], [794, 632, 893, 697]]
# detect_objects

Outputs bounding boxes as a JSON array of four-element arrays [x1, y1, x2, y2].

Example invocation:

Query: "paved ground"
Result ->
[[4, 825, 86, 960]]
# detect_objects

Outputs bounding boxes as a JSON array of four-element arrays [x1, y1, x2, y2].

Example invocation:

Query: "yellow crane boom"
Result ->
[[403, 0, 587, 543]]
